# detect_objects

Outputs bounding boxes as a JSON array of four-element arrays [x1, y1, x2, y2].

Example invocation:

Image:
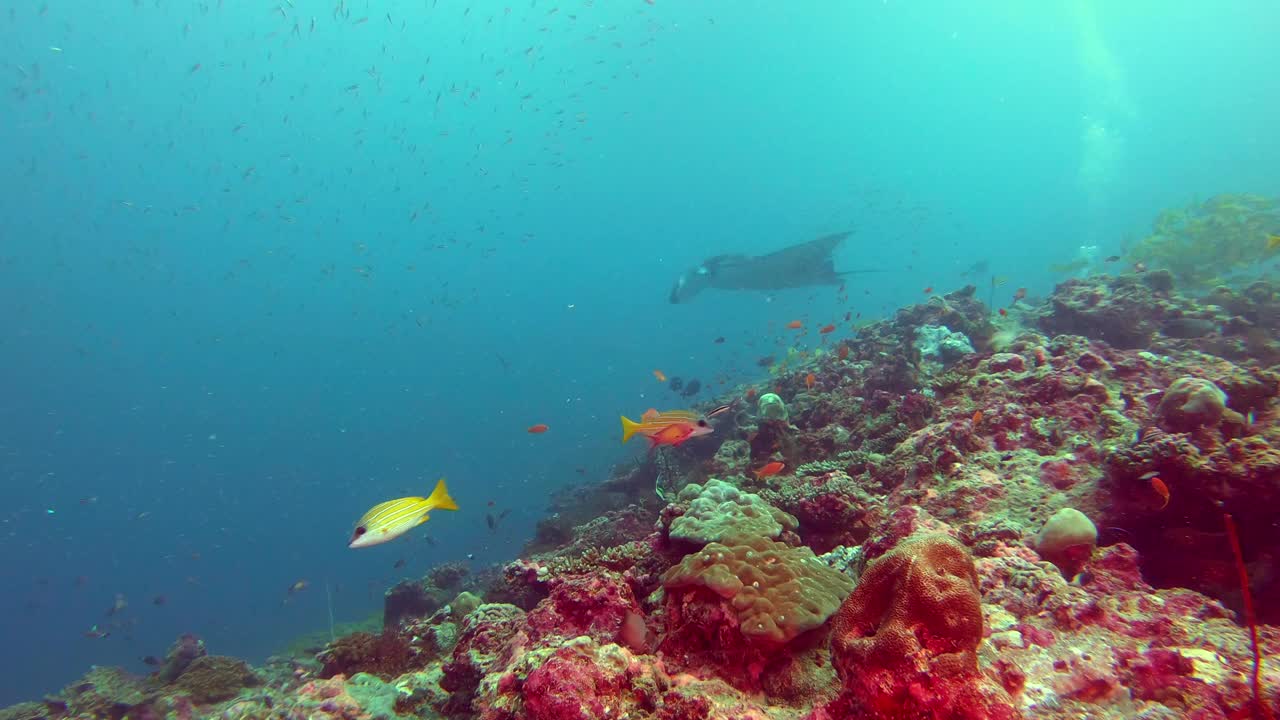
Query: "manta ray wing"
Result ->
[[670, 231, 865, 302], [709, 231, 852, 291], [757, 231, 849, 280]]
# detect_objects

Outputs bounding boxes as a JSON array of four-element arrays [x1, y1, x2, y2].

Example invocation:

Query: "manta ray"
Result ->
[[669, 231, 868, 303]]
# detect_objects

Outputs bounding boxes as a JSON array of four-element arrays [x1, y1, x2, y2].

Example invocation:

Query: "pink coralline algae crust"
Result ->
[[518, 643, 662, 720], [291, 676, 371, 720], [1117, 647, 1234, 718], [658, 584, 783, 693], [440, 602, 527, 716], [523, 570, 642, 645], [978, 542, 1278, 718], [761, 470, 877, 553], [1037, 459, 1078, 490]]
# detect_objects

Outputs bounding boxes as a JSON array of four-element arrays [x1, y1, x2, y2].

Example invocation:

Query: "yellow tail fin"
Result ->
[[426, 477, 459, 512], [621, 415, 641, 444]]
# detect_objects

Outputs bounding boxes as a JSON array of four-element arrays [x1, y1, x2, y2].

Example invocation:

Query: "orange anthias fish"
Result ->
[[527, 424, 549, 434], [1144, 472, 1170, 510], [805, 373, 816, 389], [972, 410, 983, 425], [755, 461, 785, 478], [837, 345, 849, 360], [819, 324, 836, 334], [653, 369, 667, 382], [786, 320, 803, 329]]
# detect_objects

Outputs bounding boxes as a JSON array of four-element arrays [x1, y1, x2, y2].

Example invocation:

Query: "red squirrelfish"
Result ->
[[620, 411, 713, 447], [620, 409, 697, 439], [642, 421, 712, 448]]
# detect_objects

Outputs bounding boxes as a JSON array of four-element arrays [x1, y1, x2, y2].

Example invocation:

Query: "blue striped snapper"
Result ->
[[349, 478, 458, 549]]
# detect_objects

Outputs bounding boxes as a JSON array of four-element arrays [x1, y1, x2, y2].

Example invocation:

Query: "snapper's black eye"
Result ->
[[355, 526, 367, 536], [697, 419, 708, 427]]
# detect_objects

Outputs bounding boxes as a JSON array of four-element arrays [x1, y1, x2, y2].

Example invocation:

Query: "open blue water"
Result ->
[[1, 1, 1277, 706]]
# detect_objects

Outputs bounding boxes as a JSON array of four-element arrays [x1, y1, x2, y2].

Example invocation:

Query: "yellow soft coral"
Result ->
[[1130, 193, 1280, 288]]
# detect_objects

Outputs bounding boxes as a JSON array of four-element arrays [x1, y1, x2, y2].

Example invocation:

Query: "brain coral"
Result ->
[[830, 534, 981, 668], [661, 536, 853, 644], [668, 479, 799, 546], [825, 534, 1019, 719]]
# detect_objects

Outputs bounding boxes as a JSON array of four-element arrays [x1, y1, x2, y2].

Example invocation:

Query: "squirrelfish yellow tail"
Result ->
[[621, 415, 641, 444], [426, 477, 458, 512]]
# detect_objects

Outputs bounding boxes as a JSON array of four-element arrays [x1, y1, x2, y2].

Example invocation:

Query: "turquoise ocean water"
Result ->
[[1, 1, 1277, 706]]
